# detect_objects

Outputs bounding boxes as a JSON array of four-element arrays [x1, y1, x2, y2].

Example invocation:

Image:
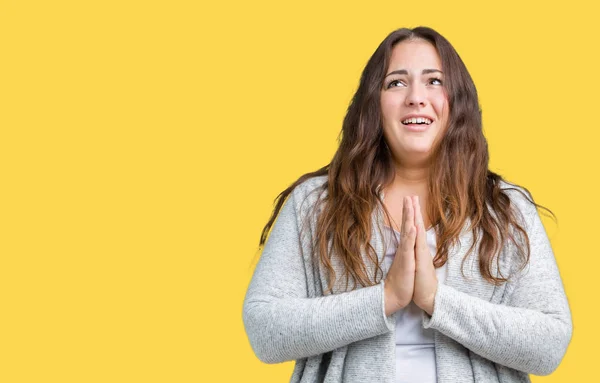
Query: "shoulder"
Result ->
[[498, 179, 538, 226], [286, 175, 329, 232], [291, 175, 329, 207]]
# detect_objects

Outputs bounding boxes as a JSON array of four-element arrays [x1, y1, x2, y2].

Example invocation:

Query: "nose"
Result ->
[[405, 84, 427, 107]]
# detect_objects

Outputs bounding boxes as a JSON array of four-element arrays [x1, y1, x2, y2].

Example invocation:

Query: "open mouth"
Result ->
[[401, 117, 432, 125]]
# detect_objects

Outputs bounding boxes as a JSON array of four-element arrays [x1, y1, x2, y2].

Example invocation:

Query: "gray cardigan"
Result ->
[[242, 175, 572, 382]]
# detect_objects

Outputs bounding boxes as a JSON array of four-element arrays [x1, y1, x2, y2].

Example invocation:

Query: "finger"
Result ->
[[399, 196, 407, 235], [401, 196, 416, 251], [405, 196, 415, 233], [411, 196, 423, 244], [413, 197, 430, 261], [413, 196, 425, 230], [400, 196, 413, 234]]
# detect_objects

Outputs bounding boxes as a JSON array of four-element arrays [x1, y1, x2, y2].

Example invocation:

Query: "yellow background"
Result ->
[[0, 0, 596, 381]]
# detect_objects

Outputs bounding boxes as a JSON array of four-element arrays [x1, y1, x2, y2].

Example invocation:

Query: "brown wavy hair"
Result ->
[[257, 26, 555, 294]]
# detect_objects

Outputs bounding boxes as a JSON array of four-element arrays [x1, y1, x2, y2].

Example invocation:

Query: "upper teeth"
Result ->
[[402, 117, 432, 124]]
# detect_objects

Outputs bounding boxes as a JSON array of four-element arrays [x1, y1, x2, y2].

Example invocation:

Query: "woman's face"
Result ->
[[380, 39, 449, 166]]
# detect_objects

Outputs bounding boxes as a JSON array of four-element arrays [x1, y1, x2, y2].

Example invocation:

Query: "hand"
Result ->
[[383, 196, 416, 316], [411, 196, 438, 315]]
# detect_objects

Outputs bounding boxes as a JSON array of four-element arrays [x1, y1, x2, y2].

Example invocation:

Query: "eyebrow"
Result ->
[[384, 69, 443, 78]]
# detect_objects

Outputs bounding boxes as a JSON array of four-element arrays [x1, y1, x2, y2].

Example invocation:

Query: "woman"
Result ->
[[242, 26, 572, 383]]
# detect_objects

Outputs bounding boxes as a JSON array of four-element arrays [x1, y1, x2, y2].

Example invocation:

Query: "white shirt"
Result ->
[[383, 225, 447, 383]]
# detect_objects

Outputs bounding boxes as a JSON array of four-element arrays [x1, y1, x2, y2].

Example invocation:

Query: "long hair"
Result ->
[[257, 26, 554, 294]]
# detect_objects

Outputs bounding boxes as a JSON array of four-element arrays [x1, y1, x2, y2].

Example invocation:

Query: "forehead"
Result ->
[[387, 39, 442, 72]]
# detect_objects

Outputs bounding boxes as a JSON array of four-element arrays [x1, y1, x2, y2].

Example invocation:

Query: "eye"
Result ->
[[386, 79, 406, 89], [429, 77, 443, 85]]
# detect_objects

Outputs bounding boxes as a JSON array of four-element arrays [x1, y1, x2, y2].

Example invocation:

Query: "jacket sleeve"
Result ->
[[422, 198, 573, 376], [242, 186, 395, 364]]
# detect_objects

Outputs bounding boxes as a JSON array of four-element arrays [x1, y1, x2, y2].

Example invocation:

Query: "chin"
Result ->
[[403, 145, 433, 154]]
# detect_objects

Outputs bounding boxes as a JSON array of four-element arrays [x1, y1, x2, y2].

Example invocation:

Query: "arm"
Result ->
[[422, 200, 573, 376], [242, 186, 394, 364]]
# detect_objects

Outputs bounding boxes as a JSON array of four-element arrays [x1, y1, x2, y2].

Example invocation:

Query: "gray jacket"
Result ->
[[242, 175, 572, 382]]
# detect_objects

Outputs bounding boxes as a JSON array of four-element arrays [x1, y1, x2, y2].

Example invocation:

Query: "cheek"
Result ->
[[433, 96, 449, 121], [380, 96, 402, 123]]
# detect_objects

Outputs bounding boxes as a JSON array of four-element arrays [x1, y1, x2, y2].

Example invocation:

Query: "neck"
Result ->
[[392, 163, 429, 186]]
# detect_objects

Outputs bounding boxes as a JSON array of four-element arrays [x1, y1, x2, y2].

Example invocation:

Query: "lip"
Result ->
[[400, 114, 435, 132], [400, 113, 435, 122], [403, 122, 431, 132]]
